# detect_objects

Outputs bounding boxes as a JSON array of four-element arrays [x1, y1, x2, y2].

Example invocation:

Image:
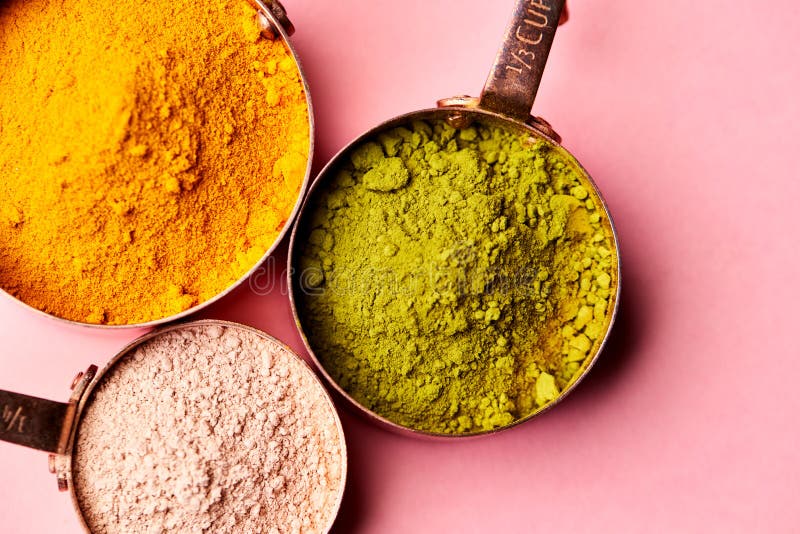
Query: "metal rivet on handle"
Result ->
[[527, 116, 562, 144], [255, 0, 295, 39], [70, 372, 84, 390]]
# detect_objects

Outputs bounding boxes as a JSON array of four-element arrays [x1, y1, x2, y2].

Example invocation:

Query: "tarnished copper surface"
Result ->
[[0, 390, 68, 453], [479, 0, 566, 122]]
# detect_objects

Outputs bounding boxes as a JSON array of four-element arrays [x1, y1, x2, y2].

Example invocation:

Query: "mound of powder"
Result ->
[[295, 119, 618, 434], [0, 0, 309, 324], [73, 323, 345, 534]]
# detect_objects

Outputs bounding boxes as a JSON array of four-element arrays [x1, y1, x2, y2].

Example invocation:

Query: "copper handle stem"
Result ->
[[0, 389, 68, 453], [479, 0, 566, 120], [0, 365, 96, 454]]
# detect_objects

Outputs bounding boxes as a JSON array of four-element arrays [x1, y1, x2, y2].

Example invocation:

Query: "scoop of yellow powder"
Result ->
[[0, 0, 309, 324]]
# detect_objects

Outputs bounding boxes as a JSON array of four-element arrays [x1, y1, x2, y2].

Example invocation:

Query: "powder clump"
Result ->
[[296, 119, 618, 434], [73, 324, 345, 533], [363, 157, 410, 192], [0, 0, 309, 324]]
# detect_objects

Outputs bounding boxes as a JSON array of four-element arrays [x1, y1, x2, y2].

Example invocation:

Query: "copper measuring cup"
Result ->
[[0, 320, 348, 532], [287, 0, 621, 438], [0, 0, 314, 330]]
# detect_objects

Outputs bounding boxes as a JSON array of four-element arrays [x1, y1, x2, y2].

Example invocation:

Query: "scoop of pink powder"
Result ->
[[73, 323, 345, 534]]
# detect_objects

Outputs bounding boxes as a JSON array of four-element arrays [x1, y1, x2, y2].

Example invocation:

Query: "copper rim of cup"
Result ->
[[0, 2, 316, 330], [58, 319, 348, 533], [287, 106, 622, 440]]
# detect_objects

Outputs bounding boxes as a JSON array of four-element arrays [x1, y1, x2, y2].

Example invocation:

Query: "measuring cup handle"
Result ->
[[0, 389, 68, 453], [479, 0, 566, 121]]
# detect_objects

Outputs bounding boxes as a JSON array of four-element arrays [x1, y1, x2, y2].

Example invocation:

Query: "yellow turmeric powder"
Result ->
[[0, 0, 309, 324]]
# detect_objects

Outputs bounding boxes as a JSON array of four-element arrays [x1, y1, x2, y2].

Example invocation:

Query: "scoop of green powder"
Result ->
[[296, 119, 618, 435]]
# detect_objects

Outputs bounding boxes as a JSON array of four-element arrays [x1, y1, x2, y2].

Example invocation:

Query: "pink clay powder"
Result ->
[[72, 323, 345, 534]]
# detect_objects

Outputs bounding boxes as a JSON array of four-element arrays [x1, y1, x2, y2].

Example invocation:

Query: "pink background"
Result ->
[[2, 0, 799, 532]]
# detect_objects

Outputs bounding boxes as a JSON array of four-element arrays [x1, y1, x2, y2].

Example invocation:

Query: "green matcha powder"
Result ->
[[296, 119, 618, 434]]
